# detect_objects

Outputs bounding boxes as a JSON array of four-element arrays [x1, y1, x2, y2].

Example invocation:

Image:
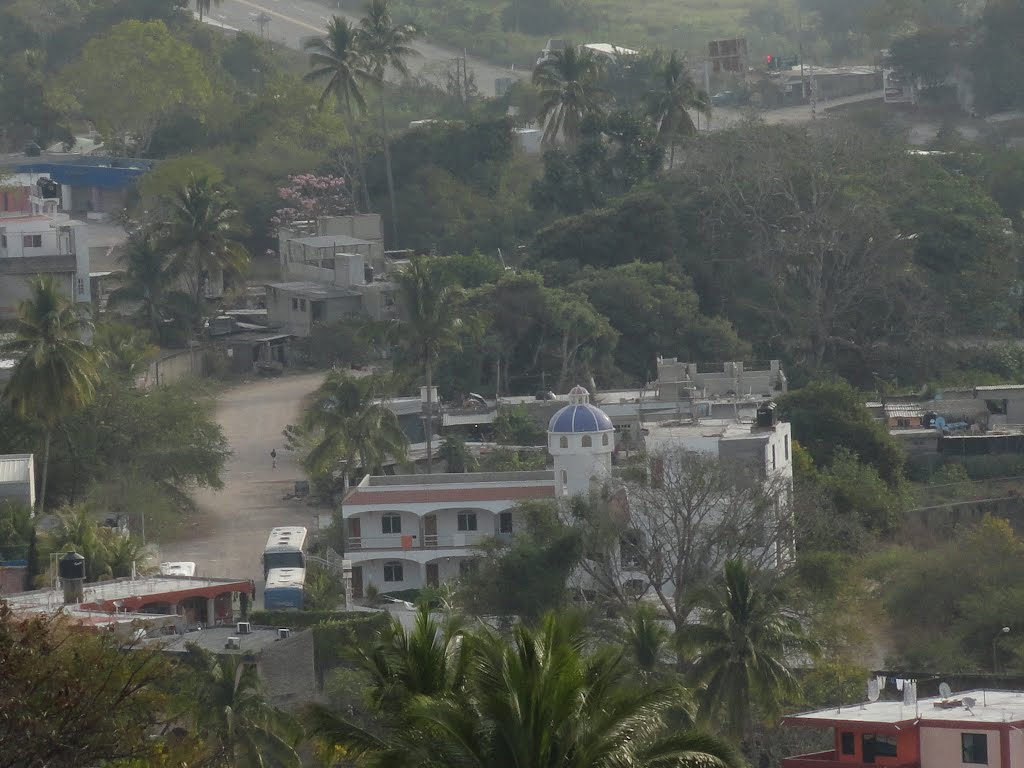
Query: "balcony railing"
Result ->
[[347, 532, 489, 551], [782, 752, 920, 768]]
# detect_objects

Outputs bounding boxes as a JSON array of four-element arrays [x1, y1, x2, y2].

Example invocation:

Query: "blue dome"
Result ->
[[548, 386, 613, 433]]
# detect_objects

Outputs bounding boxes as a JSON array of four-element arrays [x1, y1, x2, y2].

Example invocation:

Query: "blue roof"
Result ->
[[548, 403, 613, 433], [14, 158, 153, 190]]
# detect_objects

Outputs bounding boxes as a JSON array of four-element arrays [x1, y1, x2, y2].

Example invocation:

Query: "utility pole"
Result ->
[[797, 4, 806, 100]]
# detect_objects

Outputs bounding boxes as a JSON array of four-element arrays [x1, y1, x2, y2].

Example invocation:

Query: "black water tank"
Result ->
[[58, 551, 86, 580], [756, 401, 777, 428]]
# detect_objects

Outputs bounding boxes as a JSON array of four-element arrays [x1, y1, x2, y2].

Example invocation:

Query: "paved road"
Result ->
[[211, 0, 523, 96], [710, 90, 884, 128], [159, 372, 326, 603]]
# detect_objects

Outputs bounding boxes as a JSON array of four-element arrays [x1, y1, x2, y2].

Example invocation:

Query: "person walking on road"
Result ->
[[271, 448, 277, 469]]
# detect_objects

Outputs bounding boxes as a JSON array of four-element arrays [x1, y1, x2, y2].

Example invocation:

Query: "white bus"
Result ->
[[262, 526, 307, 577], [263, 567, 306, 610]]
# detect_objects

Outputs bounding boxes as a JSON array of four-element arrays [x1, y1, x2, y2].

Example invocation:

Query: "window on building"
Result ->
[[785, 434, 790, 461], [962, 733, 988, 765], [581, 435, 592, 448], [23, 234, 42, 248], [381, 513, 401, 534], [457, 511, 478, 531], [499, 512, 513, 534], [0, 234, 7, 248], [299, 298, 307, 311], [772, 445, 777, 470], [840, 733, 855, 755], [621, 530, 644, 569], [560, 469, 568, 490], [383, 561, 403, 582], [602, 433, 609, 446], [862, 734, 897, 761], [76, 278, 85, 296], [559, 436, 568, 449], [291, 298, 299, 310]]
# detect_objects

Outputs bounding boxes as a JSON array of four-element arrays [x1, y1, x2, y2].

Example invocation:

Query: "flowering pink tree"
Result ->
[[272, 173, 352, 228]]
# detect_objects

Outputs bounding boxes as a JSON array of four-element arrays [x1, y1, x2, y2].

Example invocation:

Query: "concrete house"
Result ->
[[0, 212, 90, 319]]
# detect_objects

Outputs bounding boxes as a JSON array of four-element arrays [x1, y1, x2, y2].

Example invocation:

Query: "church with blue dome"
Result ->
[[547, 386, 614, 497]]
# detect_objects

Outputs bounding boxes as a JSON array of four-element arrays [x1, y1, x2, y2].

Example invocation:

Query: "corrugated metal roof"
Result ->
[[0, 454, 32, 484], [884, 403, 924, 418]]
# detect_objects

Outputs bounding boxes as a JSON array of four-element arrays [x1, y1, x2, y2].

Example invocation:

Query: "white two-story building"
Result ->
[[0, 211, 90, 319]]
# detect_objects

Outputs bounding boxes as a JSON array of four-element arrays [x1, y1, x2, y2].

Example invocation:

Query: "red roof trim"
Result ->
[[344, 485, 554, 506], [783, 717, 1022, 730], [80, 580, 254, 612]]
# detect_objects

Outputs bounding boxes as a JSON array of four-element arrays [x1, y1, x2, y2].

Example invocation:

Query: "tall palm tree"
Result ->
[[393, 256, 471, 473], [646, 51, 710, 168], [682, 559, 817, 741], [625, 602, 672, 679], [180, 646, 301, 768], [160, 176, 249, 317], [532, 44, 606, 150], [2, 277, 100, 515], [305, 16, 375, 212], [301, 370, 408, 484], [108, 231, 173, 343], [310, 611, 743, 768], [194, 0, 223, 21], [358, 0, 420, 248]]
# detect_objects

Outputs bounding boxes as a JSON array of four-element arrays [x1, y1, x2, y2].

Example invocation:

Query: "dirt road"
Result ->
[[160, 372, 325, 597]]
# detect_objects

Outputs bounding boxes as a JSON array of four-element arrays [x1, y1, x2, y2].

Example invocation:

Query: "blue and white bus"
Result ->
[[263, 567, 306, 610], [262, 526, 307, 577]]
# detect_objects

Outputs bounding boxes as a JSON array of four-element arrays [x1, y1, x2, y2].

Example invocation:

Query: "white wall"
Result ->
[[920, 726, 1000, 768]]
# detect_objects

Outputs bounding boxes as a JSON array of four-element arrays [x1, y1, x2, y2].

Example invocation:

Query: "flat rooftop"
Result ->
[[645, 420, 768, 441], [345, 470, 555, 506], [266, 281, 360, 299], [290, 234, 371, 248], [141, 625, 291, 655], [785, 689, 1024, 727], [6, 574, 252, 612]]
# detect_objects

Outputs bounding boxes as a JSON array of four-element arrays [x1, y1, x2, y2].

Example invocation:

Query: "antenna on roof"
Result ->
[[939, 682, 952, 699]]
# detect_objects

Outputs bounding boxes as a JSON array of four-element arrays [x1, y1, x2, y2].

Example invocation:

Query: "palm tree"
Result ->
[[311, 611, 743, 768], [646, 51, 710, 168], [2, 277, 100, 515], [357, 0, 420, 248], [393, 257, 471, 473], [305, 16, 375, 212], [194, 0, 223, 21], [107, 231, 174, 343], [160, 176, 249, 318], [625, 602, 672, 678], [682, 559, 817, 741], [301, 370, 408, 485], [180, 646, 301, 768], [532, 44, 606, 150]]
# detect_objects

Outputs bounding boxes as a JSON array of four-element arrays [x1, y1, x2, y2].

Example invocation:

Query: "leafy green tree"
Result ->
[[493, 405, 545, 445], [304, 16, 374, 211], [532, 44, 606, 150], [816, 448, 909, 535], [646, 51, 709, 168], [358, 0, 420, 247], [2, 276, 99, 514], [92, 321, 157, 381], [777, 381, 905, 487], [0, 501, 33, 561], [160, 175, 249, 315], [683, 559, 816, 741], [295, 370, 408, 484], [179, 645, 300, 768], [0, 603, 176, 768], [60, 20, 212, 154], [394, 256, 473, 472], [437, 435, 477, 472]]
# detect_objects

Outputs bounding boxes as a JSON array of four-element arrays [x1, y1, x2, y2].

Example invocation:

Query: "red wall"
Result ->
[[0, 187, 31, 214], [832, 725, 920, 765]]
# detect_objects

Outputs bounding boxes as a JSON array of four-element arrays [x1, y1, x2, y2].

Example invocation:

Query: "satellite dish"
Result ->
[[867, 678, 880, 702], [939, 682, 952, 699], [963, 696, 977, 713]]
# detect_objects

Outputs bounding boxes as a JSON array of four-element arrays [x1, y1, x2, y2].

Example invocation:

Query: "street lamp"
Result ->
[[993, 626, 1010, 674]]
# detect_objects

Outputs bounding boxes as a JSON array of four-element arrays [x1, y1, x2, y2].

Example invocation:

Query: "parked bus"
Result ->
[[263, 567, 306, 610], [262, 526, 307, 576]]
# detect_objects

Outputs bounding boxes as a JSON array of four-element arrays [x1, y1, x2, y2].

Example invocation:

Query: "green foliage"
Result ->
[[459, 500, 582, 619], [493, 405, 545, 445], [296, 318, 374, 369], [0, 501, 33, 561], [437, 435, 478, 472], [58, 20, 212, 154], [877, 516, 1024, 671], [532, 44, 606, 150], [0, 603, 175, 767], [478, 447, 547, 472], [778, 381, 905, 487], [816, 448, 909, 535]]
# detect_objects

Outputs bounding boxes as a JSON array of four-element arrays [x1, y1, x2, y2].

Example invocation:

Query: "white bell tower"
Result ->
[[547, 386, 615, 497]]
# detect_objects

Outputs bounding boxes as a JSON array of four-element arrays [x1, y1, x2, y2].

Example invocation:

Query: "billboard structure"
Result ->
[[708, 38, 748, 73]]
